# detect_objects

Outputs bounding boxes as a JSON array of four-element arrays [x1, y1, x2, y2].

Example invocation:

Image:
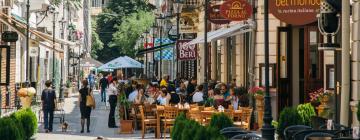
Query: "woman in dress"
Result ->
[[78, 79, 94, 133]]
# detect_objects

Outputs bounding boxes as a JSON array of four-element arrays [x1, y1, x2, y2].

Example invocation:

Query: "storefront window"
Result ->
[[309, 31, 319, 79]]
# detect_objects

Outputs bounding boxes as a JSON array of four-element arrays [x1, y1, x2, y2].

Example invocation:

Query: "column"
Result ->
[[220, 39, 228, 83], [211, 41, 217, 81], [235, 35, 245, 86], [351, 0, 360, 126]]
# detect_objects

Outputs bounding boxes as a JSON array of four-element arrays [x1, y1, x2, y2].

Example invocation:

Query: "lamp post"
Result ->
[[59, 18, 67, 101], [51, 7, 59, 90], [26, 0, 30, 87], [151, 23, 157, 80], [144, 31, 149, 78], [203, 0, 209, 96], [261, 0, 275, 139], [156, 16, 165, 78], [173, 0, 183, 81]]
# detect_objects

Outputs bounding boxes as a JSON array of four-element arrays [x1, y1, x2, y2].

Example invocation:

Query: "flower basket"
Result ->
[[17, 88, 36, 108]]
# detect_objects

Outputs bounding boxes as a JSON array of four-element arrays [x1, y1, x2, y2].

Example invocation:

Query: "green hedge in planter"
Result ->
[[13, 108, 38, 139], [0, 117, 23, 140], [9, 114, 25, 139], [277, 107, 303, 138], [357, 103, 360, 122], [171, 113, 226, 140], [297, 103, 316, 126], [209, 113, 233, 130]]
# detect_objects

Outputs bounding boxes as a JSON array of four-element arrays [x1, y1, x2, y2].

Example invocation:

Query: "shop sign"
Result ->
[[177, 40, 197, 61], [208, 5, 231, 24], [29, 47, 39, 57], [269, 0, 321, 25], [168, 25, 178, 41], [180, 12, 198, 33], [220, 0, 252, 21]]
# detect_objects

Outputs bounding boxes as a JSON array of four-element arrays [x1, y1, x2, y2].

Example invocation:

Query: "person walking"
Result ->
[[99, 74, 108, 102], [41, 80, 57, 133], [107, 78, 119, 128], [79, 80, 94, 133], [88, 72, 95, 90]]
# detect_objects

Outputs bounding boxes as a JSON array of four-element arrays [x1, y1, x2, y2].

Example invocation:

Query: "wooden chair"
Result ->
[[139, 105, 157, 138], [162, 106, 179, 139], [188, 109, 202, 124], [233, 108, 252, 130]]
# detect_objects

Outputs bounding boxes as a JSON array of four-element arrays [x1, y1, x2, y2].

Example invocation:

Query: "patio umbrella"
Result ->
[[98, 56, 143, 70]]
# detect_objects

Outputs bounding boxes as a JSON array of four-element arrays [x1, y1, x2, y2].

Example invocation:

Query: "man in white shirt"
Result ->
[[192, 85, 204, 103], [128, 85, 139, 102]]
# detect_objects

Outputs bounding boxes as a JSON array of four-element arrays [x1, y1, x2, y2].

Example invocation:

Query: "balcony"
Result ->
[[29, 0, 50, 12]]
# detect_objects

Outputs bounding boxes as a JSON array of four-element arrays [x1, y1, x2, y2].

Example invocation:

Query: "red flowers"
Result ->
[[308, 88, 333, 103], [248, 86, 265, 96]]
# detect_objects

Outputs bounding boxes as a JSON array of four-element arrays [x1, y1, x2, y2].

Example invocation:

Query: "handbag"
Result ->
[[86, 89, 95, 107]]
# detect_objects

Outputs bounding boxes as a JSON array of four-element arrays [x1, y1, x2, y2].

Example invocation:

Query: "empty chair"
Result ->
[[220, 127, 246, 133], [233, 107, 252, 130], [332, 137, 357, 140], [292, 130, 337, 140], [220, 130, 248, 139], [283, 125, 312, 140], [303, 132, 335, 140], [138, 105, 157, 138], [230, 133, 261, 140], [334, 129, 353, 138]]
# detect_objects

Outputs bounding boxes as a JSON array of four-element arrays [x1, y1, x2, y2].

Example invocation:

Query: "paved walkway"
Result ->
[[34, 90, 164, 140]]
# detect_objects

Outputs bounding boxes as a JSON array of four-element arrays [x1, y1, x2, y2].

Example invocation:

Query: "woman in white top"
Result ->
[[107, 78, 118, 128], [192, 85, 204, 103]]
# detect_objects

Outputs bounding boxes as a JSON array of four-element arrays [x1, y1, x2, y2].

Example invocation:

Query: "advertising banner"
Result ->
[[220, 0, 252, 21]]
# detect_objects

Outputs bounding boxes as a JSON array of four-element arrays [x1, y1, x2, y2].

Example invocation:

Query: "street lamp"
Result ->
[[261, 0, 275, 139], [143, 31, 149, 78], [203, 0, 209, 96], [25, 0, 30, 87], [50, 6, 59, 90], [151, 23, 157, 80], [59, 18, 67, 101], [156, 16, 165, 78], [173, 0, 183, 81]]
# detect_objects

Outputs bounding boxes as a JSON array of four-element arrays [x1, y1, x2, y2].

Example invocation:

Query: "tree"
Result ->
[[94, 0, 155, 62], [90, 19, 103, 59], [109, 11, 154, 58]]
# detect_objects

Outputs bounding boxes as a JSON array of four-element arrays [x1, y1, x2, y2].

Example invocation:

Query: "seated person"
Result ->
[[192, 85, 204, 103], [169, 91, 180, 105], [135, 88, 147, 104], [157, 88, 170, 105], [225, 88, 239, 110], [213, 88, 225, 107]]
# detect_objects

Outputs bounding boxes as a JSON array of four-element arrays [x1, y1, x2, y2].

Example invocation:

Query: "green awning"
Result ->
[[11, 13, 27, 25]]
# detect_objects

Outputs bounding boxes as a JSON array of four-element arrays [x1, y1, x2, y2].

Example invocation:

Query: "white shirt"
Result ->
[[107, 83, 118, 95], [192, 91, 204, 103], [157, 96, 168, 105], [128, 90, 138, 102]]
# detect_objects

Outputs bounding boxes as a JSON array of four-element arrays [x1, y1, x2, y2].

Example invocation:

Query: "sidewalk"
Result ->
[[34, 90, 164, 140]]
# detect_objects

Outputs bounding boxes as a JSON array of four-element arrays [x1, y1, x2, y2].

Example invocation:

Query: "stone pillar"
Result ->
[[220, 39, 228, 83], [351, 0, 360, 126], [197, 44, 205, 84], [211, 41, 217, 81], [235, 35, 245, 86]]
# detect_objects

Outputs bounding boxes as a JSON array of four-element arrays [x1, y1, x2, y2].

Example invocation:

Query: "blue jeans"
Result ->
[[101, 88, 106, 102], [43, 109, 54, 131]]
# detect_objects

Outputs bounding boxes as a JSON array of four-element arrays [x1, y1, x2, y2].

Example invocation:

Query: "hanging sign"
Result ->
[[208, 5, 231, 24], [177, 40, 197, 61], [269, 0, 321, 25], [29, 47, 39, 57], [220, 0, 252, 21], [168, 25, 178, 41]]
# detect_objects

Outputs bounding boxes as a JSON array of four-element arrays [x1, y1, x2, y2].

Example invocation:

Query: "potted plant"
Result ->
[[64, 80, 71, 98], [248, 86, 264, 128], [118, 83, 133, 134], [309, 88, 333, 116]]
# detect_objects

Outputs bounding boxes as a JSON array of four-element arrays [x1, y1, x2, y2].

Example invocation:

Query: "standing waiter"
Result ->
[[107, 78, 118, 128]]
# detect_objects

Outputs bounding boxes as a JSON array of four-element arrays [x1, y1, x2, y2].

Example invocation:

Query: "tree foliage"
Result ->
[[90, 19, 103, 59], [109, 11, 154, 58], [52, 0, 82, 10], [95, 0, 155, 63]]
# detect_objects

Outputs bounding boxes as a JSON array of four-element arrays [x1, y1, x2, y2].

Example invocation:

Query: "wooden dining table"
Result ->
[[154, 106, 189, 138]]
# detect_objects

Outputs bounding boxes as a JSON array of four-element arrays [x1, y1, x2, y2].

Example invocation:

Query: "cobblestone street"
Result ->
[[34, 90, 165, 140]]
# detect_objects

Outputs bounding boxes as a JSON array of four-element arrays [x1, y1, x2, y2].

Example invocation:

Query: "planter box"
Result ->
[[119, 120, 134, 134]]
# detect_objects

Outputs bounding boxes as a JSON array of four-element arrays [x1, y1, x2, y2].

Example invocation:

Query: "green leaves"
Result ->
[[277, 107, 303, 138], [52, 0, 82, 10], [297, 103, 316, 126]]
